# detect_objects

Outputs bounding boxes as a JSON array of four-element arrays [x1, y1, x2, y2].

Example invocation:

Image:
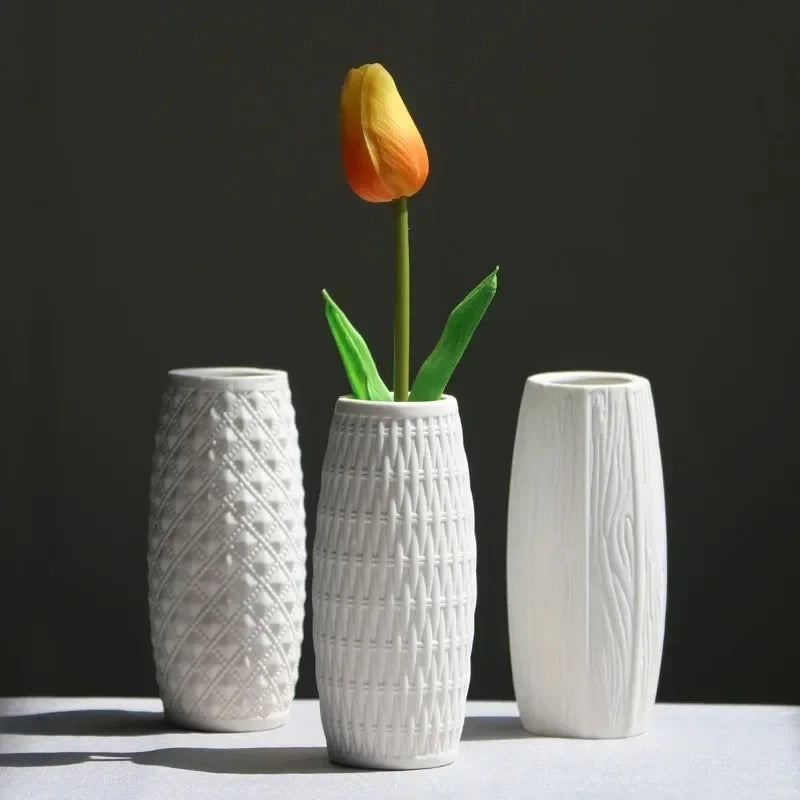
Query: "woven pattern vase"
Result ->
[[313, 396, 477, 769], [148, 368, 306, 732]]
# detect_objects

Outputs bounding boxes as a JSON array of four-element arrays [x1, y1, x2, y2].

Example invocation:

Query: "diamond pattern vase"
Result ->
[[148, 367, 306, 732], [507, 372, 667, 738], [313, 396, 477, 769]]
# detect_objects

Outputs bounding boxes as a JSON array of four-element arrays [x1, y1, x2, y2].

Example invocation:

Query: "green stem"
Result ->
[[393, 196, 410, 401]]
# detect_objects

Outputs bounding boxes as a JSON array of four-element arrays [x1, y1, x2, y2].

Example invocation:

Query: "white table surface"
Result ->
[[0, 698, 797, 800]]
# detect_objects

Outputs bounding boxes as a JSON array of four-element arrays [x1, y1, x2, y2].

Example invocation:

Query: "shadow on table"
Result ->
[[461, 715, 532, 740], [0, 710, 168, 736], [134, 746, 341, 774], [0, 747, 344, 775]]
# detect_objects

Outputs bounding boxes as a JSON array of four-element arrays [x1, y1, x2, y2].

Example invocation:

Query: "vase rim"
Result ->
[[527, 371, 650, 390], [167, 367, 288, 391], [334, 394, 458, 419]]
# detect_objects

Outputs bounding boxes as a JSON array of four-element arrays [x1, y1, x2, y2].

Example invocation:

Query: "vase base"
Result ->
[[328, 748, 457, 771], [165, 707, 288, 733], [520, 713, 645, 740]]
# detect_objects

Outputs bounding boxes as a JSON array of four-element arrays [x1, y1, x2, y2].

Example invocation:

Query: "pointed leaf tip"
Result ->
[[322, 289, 392, 402], [409, 267, 499, 402]]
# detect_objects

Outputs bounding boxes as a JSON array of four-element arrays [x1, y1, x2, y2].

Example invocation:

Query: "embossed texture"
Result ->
[[313, 396, 476, 769], [148, 368, 306, 732], [507, 372, 667, 738]]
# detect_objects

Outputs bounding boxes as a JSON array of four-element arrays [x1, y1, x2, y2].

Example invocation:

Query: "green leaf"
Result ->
[[409, 267, 499, 402], [322, 289, 392, 401]]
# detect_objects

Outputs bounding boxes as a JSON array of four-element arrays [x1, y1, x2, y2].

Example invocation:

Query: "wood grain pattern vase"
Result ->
[[313, 396, 477, 769], [507, 372, 667, 738]]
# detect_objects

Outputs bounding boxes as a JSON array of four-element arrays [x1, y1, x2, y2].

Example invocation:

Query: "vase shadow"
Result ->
[[461, 715, 533, 741], [132, 746, 340, 774], [0, 752, 89, 767], [0, 709, 168, 736], [0, 746, 341, 775]]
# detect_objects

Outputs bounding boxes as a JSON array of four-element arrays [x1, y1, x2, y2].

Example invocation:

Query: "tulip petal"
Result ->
[[340, 63, 428, 202], [361, 65, 429, 199], [340, 66, 394, 202]]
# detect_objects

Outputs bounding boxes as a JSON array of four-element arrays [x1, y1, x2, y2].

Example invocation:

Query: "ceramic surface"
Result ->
[[313, 395, 477, 768], [148, 367, 306, 732], [507, 372, 667, 738]]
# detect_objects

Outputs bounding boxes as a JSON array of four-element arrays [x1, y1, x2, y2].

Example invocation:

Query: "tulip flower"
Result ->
[[339, 63, 428, 398], [324, 63, 498, 403], [340, 63, 429, 203]]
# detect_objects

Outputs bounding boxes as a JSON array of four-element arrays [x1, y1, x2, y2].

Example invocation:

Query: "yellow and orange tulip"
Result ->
[[340, 64, 429, 203]]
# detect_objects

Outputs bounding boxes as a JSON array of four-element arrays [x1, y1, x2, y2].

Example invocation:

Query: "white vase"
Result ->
[[312, 396, 477, 769], [507, 371, 667, 738], [148, 367, 306, 732]]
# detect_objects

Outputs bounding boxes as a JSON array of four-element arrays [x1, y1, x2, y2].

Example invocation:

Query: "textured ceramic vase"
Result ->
[[507, 371, 667, 738], [148, 367, 306, 732], [313, 396, 477, 769]]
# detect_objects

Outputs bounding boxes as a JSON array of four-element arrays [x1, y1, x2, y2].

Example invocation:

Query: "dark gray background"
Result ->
[[3, 1, 798, 703]]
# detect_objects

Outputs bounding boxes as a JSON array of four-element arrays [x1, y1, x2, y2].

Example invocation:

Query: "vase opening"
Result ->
[[531, 371, 646, 390], [170, 367, 283, 379], [334, 394, 458, 420], [167, 367, 288, 390], [553, 377, 632, 387]]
